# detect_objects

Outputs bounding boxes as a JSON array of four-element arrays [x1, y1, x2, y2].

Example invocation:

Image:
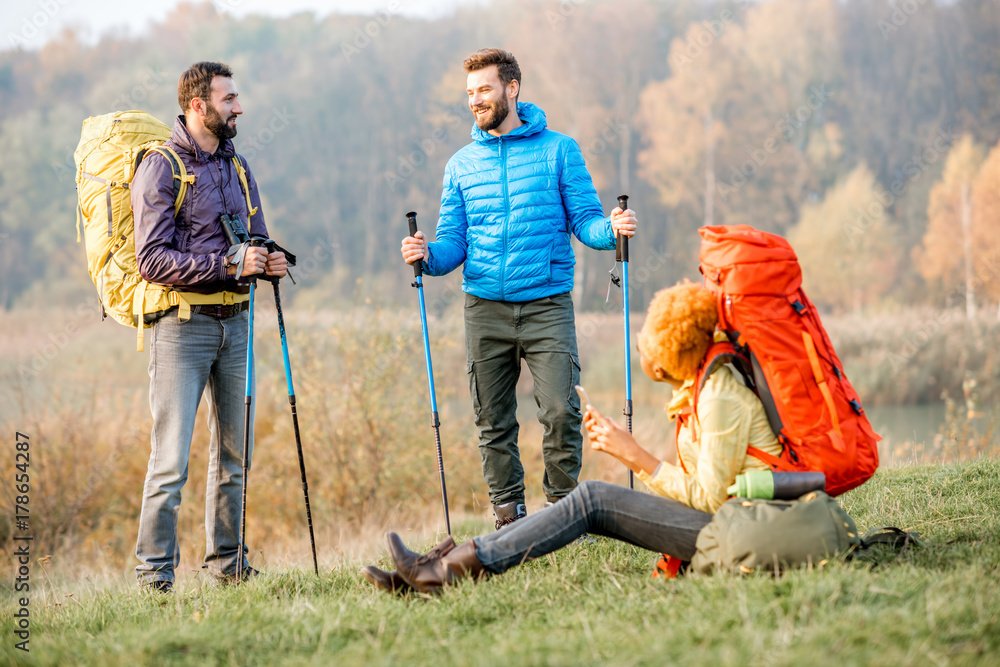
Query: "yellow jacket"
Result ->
[[637, 364, 782, 513]]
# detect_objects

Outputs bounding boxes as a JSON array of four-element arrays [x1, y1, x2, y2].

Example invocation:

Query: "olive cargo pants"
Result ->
[[465, 292, 583, 505]]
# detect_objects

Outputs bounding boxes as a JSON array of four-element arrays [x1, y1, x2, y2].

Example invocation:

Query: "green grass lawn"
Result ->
[[3, 459, 999, 666]]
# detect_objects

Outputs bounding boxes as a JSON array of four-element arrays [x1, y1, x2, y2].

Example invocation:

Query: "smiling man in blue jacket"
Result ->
[[401, 48, 637, 529]]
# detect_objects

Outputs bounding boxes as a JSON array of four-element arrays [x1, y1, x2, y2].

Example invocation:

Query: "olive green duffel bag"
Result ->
[[690, 491, 861, 575]]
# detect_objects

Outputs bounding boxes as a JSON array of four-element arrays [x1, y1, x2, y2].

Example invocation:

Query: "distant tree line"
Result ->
[[0, 0, 998, 314]]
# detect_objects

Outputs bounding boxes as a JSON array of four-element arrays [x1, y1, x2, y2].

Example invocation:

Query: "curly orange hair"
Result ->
[[637, 281, 718, 381]]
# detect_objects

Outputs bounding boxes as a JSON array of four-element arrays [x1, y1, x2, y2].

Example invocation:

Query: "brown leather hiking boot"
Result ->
[[360, 566, 410, 593], [362, 536, 456, 594], [386, 532, 484, 595]]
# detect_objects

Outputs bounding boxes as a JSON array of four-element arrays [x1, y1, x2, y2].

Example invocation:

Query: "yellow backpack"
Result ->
[[74, 110, 257, 351]]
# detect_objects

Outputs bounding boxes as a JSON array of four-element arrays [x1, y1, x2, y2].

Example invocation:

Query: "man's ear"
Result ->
[[189, 96, 207, 118], [508, 79, 519, 101]]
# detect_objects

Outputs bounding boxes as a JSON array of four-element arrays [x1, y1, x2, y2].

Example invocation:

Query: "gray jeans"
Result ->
[[135, 310, 254, 584], [465, 292, 582, 505], [473, 480, 712, 574]]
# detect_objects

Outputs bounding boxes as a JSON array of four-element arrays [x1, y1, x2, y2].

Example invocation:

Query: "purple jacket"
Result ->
[[132, 115, 268, 294]]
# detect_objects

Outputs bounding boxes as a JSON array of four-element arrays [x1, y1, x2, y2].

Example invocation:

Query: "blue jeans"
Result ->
[[473, 480, 712, 574], [135, 310, 254, 584]]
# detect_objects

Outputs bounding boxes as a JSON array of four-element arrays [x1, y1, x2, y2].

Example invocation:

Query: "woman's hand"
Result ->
[[584, 406, 660, 476], [585, 408, 638, 458]]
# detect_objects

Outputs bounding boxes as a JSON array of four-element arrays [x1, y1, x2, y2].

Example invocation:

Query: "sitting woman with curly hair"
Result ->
[[363, 280, 782, 595]]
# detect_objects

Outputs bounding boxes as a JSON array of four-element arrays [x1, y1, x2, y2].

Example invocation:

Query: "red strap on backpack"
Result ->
[[653, 554, 684, 579], [746, 445, 794, 471]]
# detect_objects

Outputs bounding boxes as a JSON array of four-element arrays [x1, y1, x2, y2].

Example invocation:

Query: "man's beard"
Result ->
[[473, 96, 510, 132], [205, 104, 238, 140]]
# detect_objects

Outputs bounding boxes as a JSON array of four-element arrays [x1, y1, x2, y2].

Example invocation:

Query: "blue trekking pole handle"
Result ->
[[617, 195, 634, 490], [407, 211, 451, 536]]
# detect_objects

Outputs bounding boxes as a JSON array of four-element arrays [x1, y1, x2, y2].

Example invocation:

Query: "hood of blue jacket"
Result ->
[[470, 102, 548, 144]]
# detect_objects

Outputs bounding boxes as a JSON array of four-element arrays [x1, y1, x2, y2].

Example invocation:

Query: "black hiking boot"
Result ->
[[493, 502, 527, 530], [140, 579, 173, 594], [213, 566, 260, 586]]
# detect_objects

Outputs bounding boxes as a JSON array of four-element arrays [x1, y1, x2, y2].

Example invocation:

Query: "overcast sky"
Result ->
[[3, 0, 479, 51]]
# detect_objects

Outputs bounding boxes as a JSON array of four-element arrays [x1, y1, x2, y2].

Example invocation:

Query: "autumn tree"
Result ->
[[914, 134, 988, 317], [498, 0, 682, 306], [970, 140, 1000, 316], [789, 164, 898, 313], [2, 0, 1000, 311]]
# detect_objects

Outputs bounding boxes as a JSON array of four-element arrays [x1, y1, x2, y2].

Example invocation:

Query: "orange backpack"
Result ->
[[697, 224, 880, 497]]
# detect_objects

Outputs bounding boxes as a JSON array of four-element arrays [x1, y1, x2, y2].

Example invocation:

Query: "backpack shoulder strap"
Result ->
[[859, 526, 925, 550], [748, 349, 785, 438], [695, 341, 795, 472], [146, 145, 194, 217], [847, 526, 925, 563], [694, 341, 752, 401], [691, 341, 754, 438], [231, 155, 259, 221]]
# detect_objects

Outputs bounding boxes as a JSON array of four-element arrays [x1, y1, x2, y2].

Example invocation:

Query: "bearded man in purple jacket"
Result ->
[[130, 62, 286, 591]]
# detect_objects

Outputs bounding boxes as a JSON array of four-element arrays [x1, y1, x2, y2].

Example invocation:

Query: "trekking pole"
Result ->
[[267, 249, 319, 576], [407, 211, 451, 536], [616, 195, 634, 490], [237, 239, 263, 585]]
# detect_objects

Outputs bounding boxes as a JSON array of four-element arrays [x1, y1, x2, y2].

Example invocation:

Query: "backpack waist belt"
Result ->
[[133, 285, 250, 351], [167, 289, 250, 320]]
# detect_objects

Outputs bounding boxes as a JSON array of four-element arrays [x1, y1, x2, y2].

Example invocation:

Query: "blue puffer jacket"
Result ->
[[424, 102, 615, 302]]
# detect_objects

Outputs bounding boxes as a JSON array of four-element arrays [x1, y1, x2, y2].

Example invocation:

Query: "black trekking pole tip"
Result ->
[[618, 194, 629, 210], [406, 211, 423, 278]]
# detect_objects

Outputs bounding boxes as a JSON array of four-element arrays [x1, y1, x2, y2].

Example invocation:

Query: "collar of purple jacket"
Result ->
[[172, 114, 237, 163]]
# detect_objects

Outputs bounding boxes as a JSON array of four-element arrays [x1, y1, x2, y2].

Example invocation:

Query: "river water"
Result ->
[[866, 403, 946, 445], [865, 403, 948, 465]]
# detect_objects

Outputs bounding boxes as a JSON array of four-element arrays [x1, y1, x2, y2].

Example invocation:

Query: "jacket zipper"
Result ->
[[499, 137, 509, 301]]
